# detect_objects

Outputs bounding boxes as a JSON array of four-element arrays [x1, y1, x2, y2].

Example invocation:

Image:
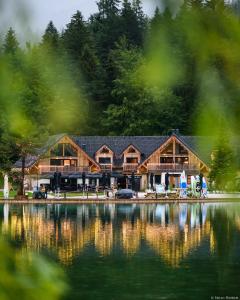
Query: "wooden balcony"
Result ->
[[123, 163, 138, 173], [147, 163, 199, 172], [99, 164, 112, 172], [39, 165, 90, 174]]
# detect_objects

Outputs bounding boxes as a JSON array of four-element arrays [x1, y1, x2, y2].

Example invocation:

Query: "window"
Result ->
[[50, 144, 63, 156], [99, 157, 111, 164], [175, 157, 189, 164], [126, 157, 138, 163], [50, 143, 78, 157], [100, 147, 110, 154], [160, 157, 174, 163], [128, 147, 136, 153], [50, 159, 77, 166], [175, 143, 188, 155], [64, 143, 78, 157], [162, 143, 173, 155], [50, 159, 63, 166]]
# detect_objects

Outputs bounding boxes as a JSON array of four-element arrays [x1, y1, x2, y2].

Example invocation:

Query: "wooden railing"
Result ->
[[99, 164, 112, 172], [39, 165, 90, 174], [147, 163, 199, 172], [123, 163, 138, 172]]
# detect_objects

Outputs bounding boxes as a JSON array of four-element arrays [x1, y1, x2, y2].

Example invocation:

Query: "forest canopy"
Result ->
[[0, 0, 240, 139]]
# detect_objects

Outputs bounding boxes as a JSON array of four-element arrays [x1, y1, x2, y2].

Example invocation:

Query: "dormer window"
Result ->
[[96, 145, 113, 165], [100, 147, 110, 154], [128, 147, 136, 153], [123, 145, 140, 164], [99, 157, 111, 164], [126, 157, 138, 163]]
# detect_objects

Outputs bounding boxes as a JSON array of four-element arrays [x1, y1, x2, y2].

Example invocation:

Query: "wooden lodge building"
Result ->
[[14, 133, 210, 191]]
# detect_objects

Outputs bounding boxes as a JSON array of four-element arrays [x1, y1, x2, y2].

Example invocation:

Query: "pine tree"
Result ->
[[185, 0, 204, 9], [3, 27, 19, 55], [97, 0, 121, 18], [121, 0, 146, 46], [62, 10, 107, 106], [132, 0, 146, 24], [42, 21, 59, 50], [205, 0, 226, 11], [62, 11, 91, 59]]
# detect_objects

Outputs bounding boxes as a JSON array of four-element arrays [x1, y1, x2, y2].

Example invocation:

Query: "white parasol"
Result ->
[[180, 171, 187, 198], [3, 174, 9, 199]]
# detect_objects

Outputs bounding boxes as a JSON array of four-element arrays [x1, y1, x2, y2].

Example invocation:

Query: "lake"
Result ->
[[1, 202, 240, 300]]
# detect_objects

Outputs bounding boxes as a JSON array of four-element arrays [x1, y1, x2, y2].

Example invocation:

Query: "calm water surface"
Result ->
[[1, 202, 240, 300]]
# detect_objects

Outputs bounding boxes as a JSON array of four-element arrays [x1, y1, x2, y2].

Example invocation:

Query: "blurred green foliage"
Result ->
[[209, 136, 238, 190], [0, 0, 240, 188], [0, 237, 67, 300], [1, 0, 240, 139]]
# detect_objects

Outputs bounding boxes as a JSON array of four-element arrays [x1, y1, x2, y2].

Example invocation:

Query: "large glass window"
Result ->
[[99, 157, 111, 164], [162, 143, 173, 155], [175, 157, 189, 164], [160, 157, 174, 163], [50, 144, 63, 156], [64, 143, 78, 157], [50, 159, 77, 166], [50, 143, 78, 157], [175, 143, 188, 155], [50, 159, 63, 166]]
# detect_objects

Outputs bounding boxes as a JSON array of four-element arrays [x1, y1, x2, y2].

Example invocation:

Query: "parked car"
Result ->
[[115, 189, 134, 199]]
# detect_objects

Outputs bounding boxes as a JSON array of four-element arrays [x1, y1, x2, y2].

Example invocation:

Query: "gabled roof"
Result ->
[[178, 135, 214, 165], [14, 133, 66, 168], [13, 134, 213, 169], [95, 144, 114, 154], [71, 135, 169, 162], [121, 143, 142, 155]]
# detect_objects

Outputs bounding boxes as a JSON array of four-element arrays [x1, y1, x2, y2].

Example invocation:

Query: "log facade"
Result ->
[[14, 133, 211, 191]]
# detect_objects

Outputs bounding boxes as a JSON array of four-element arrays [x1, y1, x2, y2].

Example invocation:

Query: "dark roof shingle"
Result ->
[[14, 134, 213, 168]]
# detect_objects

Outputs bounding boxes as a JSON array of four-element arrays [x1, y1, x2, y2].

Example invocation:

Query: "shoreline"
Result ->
[[1, 198, 240, 205]]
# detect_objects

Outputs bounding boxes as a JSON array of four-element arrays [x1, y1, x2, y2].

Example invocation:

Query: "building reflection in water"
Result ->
[[1, 202, 239, 266]]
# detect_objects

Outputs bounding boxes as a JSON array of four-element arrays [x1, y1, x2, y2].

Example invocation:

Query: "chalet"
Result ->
[[14, 132, 211, 191]]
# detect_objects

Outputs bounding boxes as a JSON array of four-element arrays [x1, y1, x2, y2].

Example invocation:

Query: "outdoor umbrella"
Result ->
[[3, 174, 9, 199], [54, 172, 61, 190], [161, 172, 166, 186], [180, 171, 187, 198], [199, 173, 203, 192], [150, 173, 154, 190], [191, 176, 196, 197], [107, 173, 111, 188], [102, 173, 107, 188], [165, 173, 169, 191], [202, 177, 208, 198], [195, 175, 201, 195], [131, 172, 135, 191], [82, 172, 86, 188]]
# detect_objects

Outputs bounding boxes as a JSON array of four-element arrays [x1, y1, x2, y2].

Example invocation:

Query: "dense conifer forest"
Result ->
[[1, 0, 240, 170]]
